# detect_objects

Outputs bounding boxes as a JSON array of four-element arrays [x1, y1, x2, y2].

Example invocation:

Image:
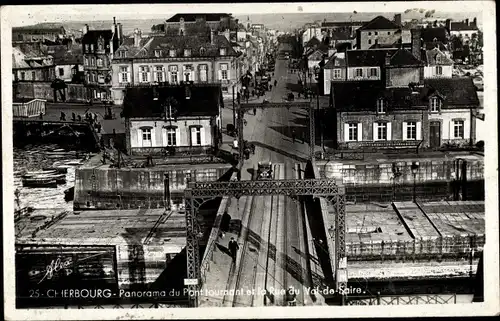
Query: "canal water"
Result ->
[[13, 143, 91, 211]]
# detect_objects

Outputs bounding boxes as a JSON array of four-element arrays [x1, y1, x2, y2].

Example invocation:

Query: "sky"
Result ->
[[2, 2, 487, 27]]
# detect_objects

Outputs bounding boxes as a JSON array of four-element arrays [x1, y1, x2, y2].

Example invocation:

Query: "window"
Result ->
[[388, 31, 391, 35], [368, 39, 372, 44], [166, 128, 176, 146], [119, 66, 129, 83], [98, 75, 105, 83], [199, 64, 208, 82], [453, 120, 464, 139], [376, 122, 387, 140], [184, 49, 191, 57], [375, 31, 378, 35], [191, 127, 202, 146], [84, 57, 89, 66], [220, 63, 228, 80], [97, 58, 103, 67], [436, 65, 443, 75], [220, 48, 227, 56], [200, 47, 206, 55], [406, 121, 417, 140], [155, 66, 164, 82], [333, 69, 341, 79], [141, 128, 152, 147], [154, 50, 162, 58], [368, 32, 372, 36], [90, 44, 94, 52], [85, 44, 89, 52], [184, 65, 193, 82], [370, 68, 378, 77], [430, 97, 441, 112], [169, 50, 176, 57], [355, 68, 363, 77], [118, 51, 127, 58], [20, 72, 25, 80], [170, 65, 178, 83], [348, 123, 358, 141], [98, 42, 103, 50], [139, 66, 149, 82], [376, 98, 385, 113], [59, 68, 64, 76], [91, 57, 95, 66], [32, 71, 35, 80]]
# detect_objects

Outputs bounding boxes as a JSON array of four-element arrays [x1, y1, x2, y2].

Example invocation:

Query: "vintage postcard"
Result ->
[[2, 1, 498, 320]]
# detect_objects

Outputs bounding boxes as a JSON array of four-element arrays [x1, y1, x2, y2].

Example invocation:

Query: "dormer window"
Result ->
[[154, 50, 163, 58], [433, 37, 438, 42], [184, 49, 191, 57], [169, 50, 176, 57], [119, 51, 127, 58], [199, 47, 206, 55], [220, 48, 227, 56], [376, 98, 385, 113], [430, 97, 441, 112]]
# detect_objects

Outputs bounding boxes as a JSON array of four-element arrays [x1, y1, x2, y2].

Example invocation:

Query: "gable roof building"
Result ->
[[358, 16, 401, 31]]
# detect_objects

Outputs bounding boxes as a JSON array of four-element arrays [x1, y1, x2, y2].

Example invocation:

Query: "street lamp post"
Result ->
[[410, 162, 420, 203], [391, 163, 402, 201]]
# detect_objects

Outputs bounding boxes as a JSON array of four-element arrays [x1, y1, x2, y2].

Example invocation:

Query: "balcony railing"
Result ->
[[338, 140, 423, 152]]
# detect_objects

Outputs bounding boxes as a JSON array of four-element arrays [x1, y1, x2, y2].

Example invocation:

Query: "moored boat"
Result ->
[[23, 170, 57, 177], [42, 167, 68, 174], [35, 173, 67, 184], [22, 178, 58, 188]]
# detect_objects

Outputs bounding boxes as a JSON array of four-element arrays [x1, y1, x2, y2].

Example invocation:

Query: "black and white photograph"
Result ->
[[1, 2, 498, 319]]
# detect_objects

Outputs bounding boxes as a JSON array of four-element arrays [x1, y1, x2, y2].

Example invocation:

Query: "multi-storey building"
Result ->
[[446, 18, 479, 44], [321, 20, 369, 38], [81, 18, 123, 103], [122, 83, 223, 157], [12, 23, 66, 43], [111, 30, 238, 104], [46, 44, 84, 83], [302, 25, 323, 45], [355, 15, 402, 50], [12, 46, 55, 82]]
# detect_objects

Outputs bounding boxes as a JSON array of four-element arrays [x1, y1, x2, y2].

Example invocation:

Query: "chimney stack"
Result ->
[[465, 18, 469, 26], [411, 29, 422, 61], [134, 29, 142, 47], [82, 24, 89, 35], [117, 23, 123, 42], [394, 13, 402, 27], [473, 17, 477, 26]]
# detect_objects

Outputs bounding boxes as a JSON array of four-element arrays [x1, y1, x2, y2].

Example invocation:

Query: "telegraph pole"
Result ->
[[232, 86, 236, 127]]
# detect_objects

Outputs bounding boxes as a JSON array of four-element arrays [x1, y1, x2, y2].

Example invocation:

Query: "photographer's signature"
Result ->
[[36, 257, 73, 284]]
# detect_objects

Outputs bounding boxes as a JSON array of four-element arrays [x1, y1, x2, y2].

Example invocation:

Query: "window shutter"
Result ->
[[200, 127, 205, 146], [416, 121, 422, 140], [402, 122, 407, 140], [387, 122, 392, 140], [153, 70, 158, 82], [190, 127, 196, 145], [118, 72, 123, 83], [190, 71, 195, 82], [175, 128, 180, 146], [147, 69, 152, 82], [218, 70, 222, 80], [357, 123, 363, 141], [372, 123, 378, 141], [137, 129, 142, 147], [162, 67, 166, 82], [150, 128, 156, 146], [343, 123, 349, 142], [167, 71, 172, 82], [227, 69, 231, 80], [162, 128, 167, 146], [450, 120, 454, 138]]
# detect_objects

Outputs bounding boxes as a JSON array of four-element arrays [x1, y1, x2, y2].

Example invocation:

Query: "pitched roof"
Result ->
[[424, 48, 454, 65], [359, 16, 400, 30], [166, 13, 231, 23], [12, 47, 30, 69], [322, 21, 369, 28], [331, 81, 431, 112], [82, 30, 113, 44], [450, 21, 478, 31], [305, 37, 321, 48], [45, 45, 82, 65], [13, 23, 65, 34], [424, 78, 479, 107], [324, 54, 346, 68], [330, 31, 351, 41], [346, 48, 397, 67], [389, 49, 423, 66], [420, 27, 449, 43], [122, 84, 223, 118]]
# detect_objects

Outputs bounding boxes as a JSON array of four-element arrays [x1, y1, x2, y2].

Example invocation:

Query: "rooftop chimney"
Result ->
[[465, 18, 469, 26], [411, 29, 422, 61], [134, 29, 142, 47], [394, 13, 402, 27], [473, 17, 477, 26], [117, 23, 123, 42]]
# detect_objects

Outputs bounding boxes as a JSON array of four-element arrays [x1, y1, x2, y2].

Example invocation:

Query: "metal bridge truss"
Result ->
[[237, 101, 315, 164], [184, 178, 346, 307]]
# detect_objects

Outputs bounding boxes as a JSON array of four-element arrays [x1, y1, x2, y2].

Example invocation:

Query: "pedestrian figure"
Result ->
[[228, 237, 239, 263], [237, 92, 241, 105], [270, 84, 273, 91], [274, 79, 277, 87], [60, 112, 66, 121], [96, 122, 102, 133], [298, 91, 301, 98], [72, 112, 76, 121], [39, 112, 44, 120], [291, 129, 296, 143], [253, 107, 257, 115], [301, 132, 305, 144]]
